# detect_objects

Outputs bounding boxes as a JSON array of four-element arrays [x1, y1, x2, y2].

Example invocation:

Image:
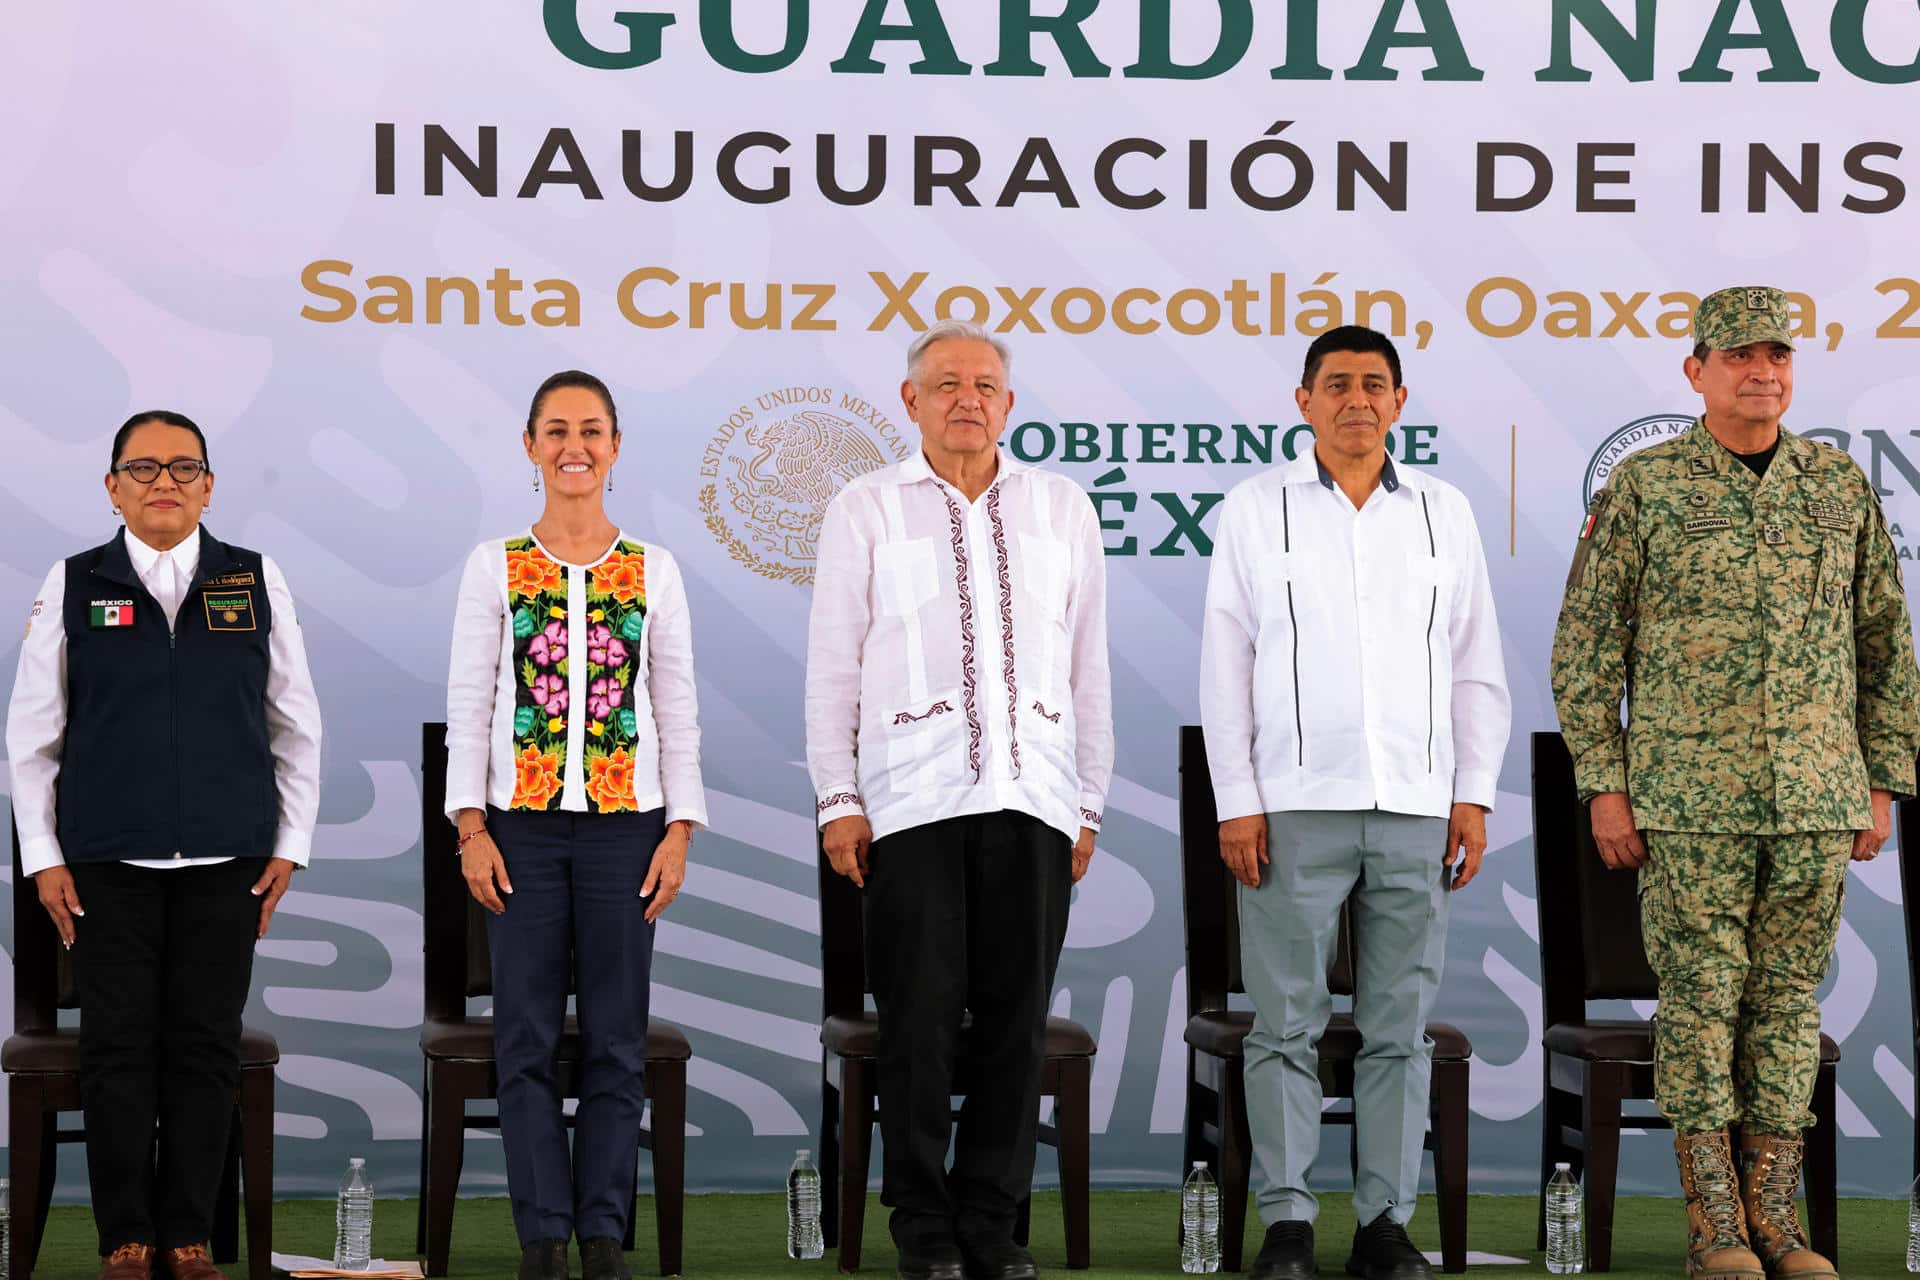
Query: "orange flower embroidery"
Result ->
[[585, 747, 639, 812], [507, 548, 563, 600], [510, 743, 564, 810], [590, 550, 647, 605]]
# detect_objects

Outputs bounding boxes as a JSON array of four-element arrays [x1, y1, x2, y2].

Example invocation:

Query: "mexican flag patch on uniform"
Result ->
[[90, 600, 134, 627]]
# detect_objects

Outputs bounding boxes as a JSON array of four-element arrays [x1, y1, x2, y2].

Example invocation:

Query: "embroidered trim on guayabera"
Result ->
[[986, 485, 1022, 780], [1032, 700, 1062, 724], [1080, 807, 1103, 826], [944, 492, 984, 783], [893, 699, 955, 725], [817, 791, 862, 813]]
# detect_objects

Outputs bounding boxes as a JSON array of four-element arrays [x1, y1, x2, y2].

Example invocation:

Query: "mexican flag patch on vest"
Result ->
[[90, 600, 134, 627]]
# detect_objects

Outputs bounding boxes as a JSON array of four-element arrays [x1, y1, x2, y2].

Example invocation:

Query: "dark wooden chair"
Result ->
[[416, 722, 692, 1277], [2, 820, 276, 1280], [815, 833, 1096, 1272], [1531, 730, 1839, 1272], [1176, 725, 1470, 1274], [1893, 766, 1920, 1184]]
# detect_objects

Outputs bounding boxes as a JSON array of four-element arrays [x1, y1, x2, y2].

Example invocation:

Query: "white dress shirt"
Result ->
[[1200, 453, 1511, 821], [444, 530, 707, 827], [806, 448, 1114, 844], [6, 526, 325, 875]]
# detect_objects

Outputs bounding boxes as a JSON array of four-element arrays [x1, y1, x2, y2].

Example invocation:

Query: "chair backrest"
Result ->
[[421, 721, 509, 1021], [1895, 763, 1920, 1052], [1530, 731, 1658, 1026], [817, 832, 868, 1021], [1177, 725, 1355, 1019], [10, 818, 71, 1032]]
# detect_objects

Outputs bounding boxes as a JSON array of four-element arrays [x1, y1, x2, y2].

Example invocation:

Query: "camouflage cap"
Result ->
[[1693, 286, 1794, 351]]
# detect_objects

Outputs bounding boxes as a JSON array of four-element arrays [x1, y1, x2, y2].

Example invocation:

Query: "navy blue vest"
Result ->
[[57, 529, 279, 862]]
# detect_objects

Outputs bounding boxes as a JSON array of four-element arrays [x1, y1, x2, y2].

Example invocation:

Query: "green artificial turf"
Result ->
[[14, 1191, 1909, 1279]]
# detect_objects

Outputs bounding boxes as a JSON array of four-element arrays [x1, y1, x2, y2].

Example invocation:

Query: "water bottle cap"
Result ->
[[797, 1149, 810, 1157], [349, 1157, 366, 1167], [1554, 1162, 1570, 1172], [1192, 1161, 1207, 1170]]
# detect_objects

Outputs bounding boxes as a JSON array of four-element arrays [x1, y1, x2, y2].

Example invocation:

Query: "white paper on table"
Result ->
[[268, 1253, 424, 1278]]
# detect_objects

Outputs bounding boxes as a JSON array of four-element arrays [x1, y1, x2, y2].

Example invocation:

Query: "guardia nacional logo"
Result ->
[[1583, 413, 1696, 506], [697, 383, 910, 586]]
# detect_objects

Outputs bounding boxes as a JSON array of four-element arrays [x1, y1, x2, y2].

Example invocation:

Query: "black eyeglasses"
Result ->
[[113, 458, 209, 484]]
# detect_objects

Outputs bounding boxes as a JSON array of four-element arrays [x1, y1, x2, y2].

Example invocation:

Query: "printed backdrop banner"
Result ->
[[6, 1, 1920, 1200]]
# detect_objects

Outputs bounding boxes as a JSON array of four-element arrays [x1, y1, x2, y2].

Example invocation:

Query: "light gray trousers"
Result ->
[[1237, 808, 1449, 1228]]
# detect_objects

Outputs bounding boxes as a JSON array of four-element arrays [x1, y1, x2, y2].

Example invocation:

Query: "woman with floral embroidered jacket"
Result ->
[[444, 370, 707, 1280]]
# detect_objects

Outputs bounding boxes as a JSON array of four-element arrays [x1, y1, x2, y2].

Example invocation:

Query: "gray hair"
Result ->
[[906, 320, 1012, 383]]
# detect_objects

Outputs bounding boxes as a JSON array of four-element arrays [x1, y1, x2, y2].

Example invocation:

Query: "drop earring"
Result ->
[[532, 466, 542, 493], [606, 473, 613, 493]]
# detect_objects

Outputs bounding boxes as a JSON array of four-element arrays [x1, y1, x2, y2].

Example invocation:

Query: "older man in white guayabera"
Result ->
[[805, 321, 1114, 1280], [1200, 326, 1510, 1280]]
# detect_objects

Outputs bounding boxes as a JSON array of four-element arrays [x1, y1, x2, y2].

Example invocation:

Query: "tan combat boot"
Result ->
[[1676, 1130, 1766, 1280], [1739, 1133, 1838, 1279]]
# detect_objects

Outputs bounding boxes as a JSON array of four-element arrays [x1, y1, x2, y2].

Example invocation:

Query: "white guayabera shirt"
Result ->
[[806, 448, 1114, 845]]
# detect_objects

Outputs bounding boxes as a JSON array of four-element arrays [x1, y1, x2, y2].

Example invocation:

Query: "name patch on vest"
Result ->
[[1684, 516, 1733, 535], [203, 571, 257, 589], [202, 591, 256, 631], [89, 599, 135, 628]]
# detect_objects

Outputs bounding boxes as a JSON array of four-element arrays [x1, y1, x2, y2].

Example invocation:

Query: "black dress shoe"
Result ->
[[959, 1238, 1039, 1280], [579, 1237, 631, 1280], [517, 1238, 569, 1280], [1250, 1219, 1318, 1280], [899, 1244, 968, 1280], [1344, 1214, 1432, 1280]]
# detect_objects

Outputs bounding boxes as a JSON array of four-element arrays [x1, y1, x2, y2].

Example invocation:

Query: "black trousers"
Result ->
[[485, 806, 661, 1246], [69, 857, 264, 1254], [864, 809, 1072, 1252]]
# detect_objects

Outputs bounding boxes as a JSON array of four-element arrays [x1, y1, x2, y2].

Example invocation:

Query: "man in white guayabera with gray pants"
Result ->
[[1199, 326, 1510, 1280]]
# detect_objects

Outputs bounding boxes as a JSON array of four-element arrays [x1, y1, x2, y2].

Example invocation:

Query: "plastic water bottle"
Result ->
[[1546, 1162, 1585, 1274], [786, 1150, 825, 1260], [1181, 1161, 1221, 1274], [333, 1158, 373, 1271], [1906, 1175, 1920, 1272]]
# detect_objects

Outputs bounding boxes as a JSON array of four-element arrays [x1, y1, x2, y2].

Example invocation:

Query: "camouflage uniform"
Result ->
[[1551, 289, 1920, 1135]]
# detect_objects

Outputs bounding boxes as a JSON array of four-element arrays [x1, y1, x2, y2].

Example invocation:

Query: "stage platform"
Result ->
[[16, 1191, 1909, 1279]]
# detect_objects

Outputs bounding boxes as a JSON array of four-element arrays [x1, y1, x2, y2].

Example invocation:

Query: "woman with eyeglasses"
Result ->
[[443, 370, 706, 1280], [4, 410, 322, 1280]]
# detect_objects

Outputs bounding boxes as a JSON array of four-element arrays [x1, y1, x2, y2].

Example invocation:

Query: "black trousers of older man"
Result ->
[[69, 856, 265, 1255], [865, 809, 1073, 1256]]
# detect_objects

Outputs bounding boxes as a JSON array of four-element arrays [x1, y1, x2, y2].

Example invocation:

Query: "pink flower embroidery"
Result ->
[[531, 673, 568, 715], [528, 619, 568, 667], [587, 624, 628, 668], [589, 677, 626, 720]]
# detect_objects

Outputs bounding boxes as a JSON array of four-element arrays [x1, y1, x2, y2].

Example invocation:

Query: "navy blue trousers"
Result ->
[[485, 805, 662, 1246]]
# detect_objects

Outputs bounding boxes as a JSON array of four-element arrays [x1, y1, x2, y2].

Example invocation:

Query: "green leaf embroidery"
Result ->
[[555, 657, 569, 678], [513, 706, 537, 737], [620, 610, 646, 642], [618, 708, 639, 737], [521, 658, 538, 688], [511, 607, 536, 640]]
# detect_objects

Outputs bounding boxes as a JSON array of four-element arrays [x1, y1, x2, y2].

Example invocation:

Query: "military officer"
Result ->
[[1551, 286, 1920, 1280]]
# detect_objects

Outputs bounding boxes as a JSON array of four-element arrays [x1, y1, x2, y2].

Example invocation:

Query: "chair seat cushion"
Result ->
[[421, 1016, 691, 1063], [1546, 1019, 1840, 1064], [3, 1026, 279, 1073], [1185, 1011, 1472, 1060], [822, 1012, 1095, 1059]]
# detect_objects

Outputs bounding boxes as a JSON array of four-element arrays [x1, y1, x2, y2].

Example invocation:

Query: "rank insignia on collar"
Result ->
[[1687, 492, 1709, 508], [1688, 457, 1715, 477], [1792, 452, 1814, 473], [1763, 525, 1785, 544]]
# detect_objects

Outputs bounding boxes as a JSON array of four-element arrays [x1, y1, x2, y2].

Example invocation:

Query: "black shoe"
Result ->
[[517, 1238, 569, 1280], [958, 1237, 1039, 1280], [579, 1238, 631, 1280], [1250, 1219, 1318, 1280], [1345, 1215, 1432, 1280], [899, 1243, 967, 1280]]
